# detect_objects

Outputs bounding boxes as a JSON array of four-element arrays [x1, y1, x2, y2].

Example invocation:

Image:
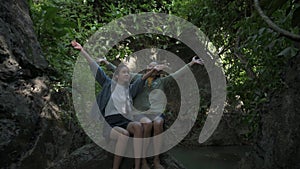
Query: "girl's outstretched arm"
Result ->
[[71, 40, 110, 86]]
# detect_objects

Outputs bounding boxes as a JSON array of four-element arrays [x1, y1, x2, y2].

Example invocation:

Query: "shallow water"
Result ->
[[170, 145, 252, 169]]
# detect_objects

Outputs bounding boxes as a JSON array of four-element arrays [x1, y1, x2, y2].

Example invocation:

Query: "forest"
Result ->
[[0, 0, 299, 169]]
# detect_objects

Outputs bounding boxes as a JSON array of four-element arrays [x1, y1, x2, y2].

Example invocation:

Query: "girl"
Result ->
[[71, 40, 160, 169]]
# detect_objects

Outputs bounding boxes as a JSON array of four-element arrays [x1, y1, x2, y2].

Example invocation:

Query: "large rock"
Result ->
[[239, 53, 300, 169], [0, 1, 86, 168], [200, 112, 250, 146], [0, 0, 47, 71], [1, 0, 46, 167], [47, 143, 185, 169]]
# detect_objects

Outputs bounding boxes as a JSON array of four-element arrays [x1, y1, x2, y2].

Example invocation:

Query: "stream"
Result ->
[[170, 145, 252, 169]]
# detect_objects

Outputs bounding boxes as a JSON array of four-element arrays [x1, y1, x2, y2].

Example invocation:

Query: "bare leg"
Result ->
[[127, 122, 143, 169], [153, 117, 164, 169], [140, 117, 152, 169], [110, 127, 130, 169]]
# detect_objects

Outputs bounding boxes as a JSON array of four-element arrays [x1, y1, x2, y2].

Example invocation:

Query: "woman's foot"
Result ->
[[154, 163, 165, 169], [154, 158, 164, 169], [141, 159, 150, 169]]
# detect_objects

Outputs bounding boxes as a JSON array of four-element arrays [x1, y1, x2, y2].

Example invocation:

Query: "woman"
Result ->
[[71, 40, 161, 169], [99, 58, 203, 169]]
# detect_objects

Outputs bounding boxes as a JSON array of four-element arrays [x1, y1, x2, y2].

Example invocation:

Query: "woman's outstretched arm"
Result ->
[[71, 40, 110, 86]]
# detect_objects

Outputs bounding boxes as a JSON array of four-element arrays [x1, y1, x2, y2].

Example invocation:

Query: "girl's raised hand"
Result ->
[[71, 40, 83, 51], [154, 64, 169, 71], [96, 58, 109, 65]]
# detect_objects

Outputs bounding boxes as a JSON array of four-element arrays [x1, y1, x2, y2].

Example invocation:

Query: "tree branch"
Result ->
[[233, 31, 257, 80], [254, 0, 300, 41]]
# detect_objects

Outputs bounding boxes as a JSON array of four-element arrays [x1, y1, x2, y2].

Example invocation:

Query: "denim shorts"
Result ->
[[102, 114, 132, 139]]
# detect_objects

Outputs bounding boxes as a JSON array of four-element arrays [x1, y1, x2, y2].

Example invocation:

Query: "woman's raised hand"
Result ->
[[189, 56, 204, 66]]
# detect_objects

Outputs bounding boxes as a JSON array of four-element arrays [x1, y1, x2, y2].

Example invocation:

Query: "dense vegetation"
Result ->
[[29, 0, 299, 141]]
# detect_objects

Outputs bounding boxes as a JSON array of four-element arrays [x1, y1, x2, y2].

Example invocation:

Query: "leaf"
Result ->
[[277, 47, 299, 57], [258, 28, 266, 35], [43, 6, 59, 20]]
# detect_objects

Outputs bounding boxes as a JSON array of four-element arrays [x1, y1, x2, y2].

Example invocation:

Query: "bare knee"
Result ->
[[117, 132, 129, 143], [111, 127, 130, 140], [130, 122, 143, 137], [153, 119, 164, 134], [120, 130, 130, 137], [140, 117, 152, 132], [142, 122, 153, 134]]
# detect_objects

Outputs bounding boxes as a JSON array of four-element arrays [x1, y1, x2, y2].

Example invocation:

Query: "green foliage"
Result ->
[[172, 0, 299, 140], [29, 0, 175, 126], [30, 0, 300, 142], [29, 0, 173, 90], [29, 0, 102, 90]]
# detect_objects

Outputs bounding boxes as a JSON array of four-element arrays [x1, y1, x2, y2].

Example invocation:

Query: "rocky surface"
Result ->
[[48, 143, 185, 169], [200, 112, 250, 146], [0, 1, 85, 168], [239, 53, 300, 169]]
